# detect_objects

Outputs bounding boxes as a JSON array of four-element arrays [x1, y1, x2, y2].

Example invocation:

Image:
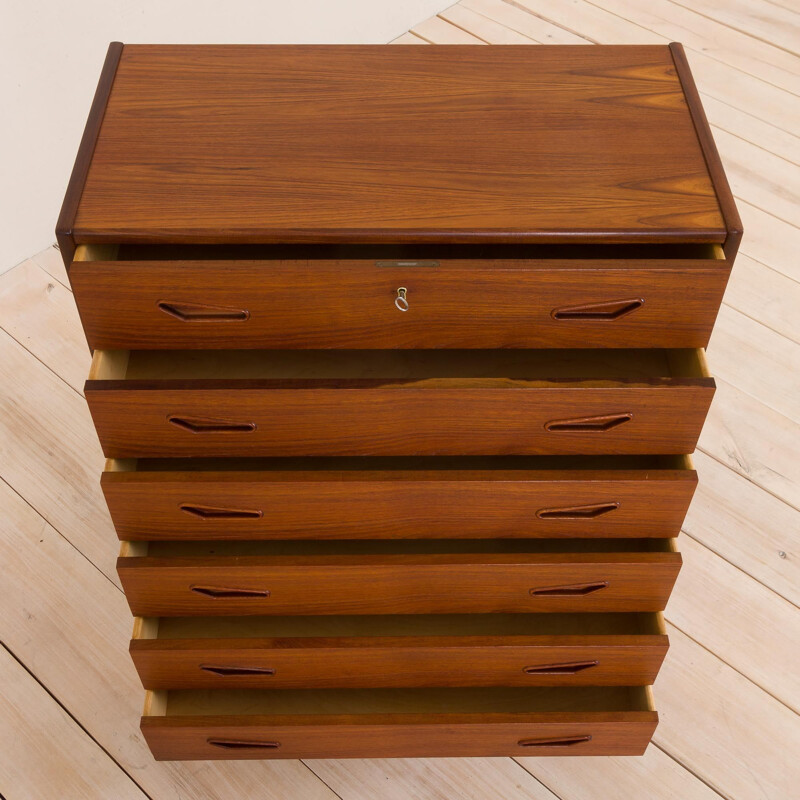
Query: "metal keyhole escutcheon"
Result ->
[[395, 287, 409, 312]]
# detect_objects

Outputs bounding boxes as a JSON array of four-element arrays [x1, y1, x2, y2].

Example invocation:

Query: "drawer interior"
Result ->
[[90, 348, 710, 382], [109, 454, 692, 474], [145, 685, 654, 717], [77, 242, 725, 263], [136, 611, 666, 640], [122, 538, 677, 559]]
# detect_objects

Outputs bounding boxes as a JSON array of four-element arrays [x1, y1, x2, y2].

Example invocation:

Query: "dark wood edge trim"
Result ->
[[55, 41, 124, 269], [116, 552, 683, 569], [73, 257, 730, 270], [100, 468, 698, 483], [669, 42, 742, 262], [129, 634, 669, 651], [84, 377, 717, 392], [139, 710, 660, 726], [72, 228, 725, 245]]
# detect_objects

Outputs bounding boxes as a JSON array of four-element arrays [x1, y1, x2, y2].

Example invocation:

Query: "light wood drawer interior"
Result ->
[[121, 537, 678, 559], [90, 347, 710, 382], [109, 453, 693, 474], [135, 611, 666, 640], [76, 242, 725, 264], [146, 685, 654, 717]]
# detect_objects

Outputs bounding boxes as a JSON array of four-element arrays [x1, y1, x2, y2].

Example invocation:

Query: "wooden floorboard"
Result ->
[[685, 450, 799, 606], [0, 644, 149, 800], [305, 757, 560, 800], [722, 254, 800, 345], [669, 0, 800, 56], [518, 744, 727, 800], [0, 472, 341, 800], [2, 2, 798, 797], [586, 0, 800, 90]]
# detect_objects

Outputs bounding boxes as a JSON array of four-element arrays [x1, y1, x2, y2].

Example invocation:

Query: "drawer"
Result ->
[[117, 539, 681, 616], [86, 349, 714, 457], [70, 243, 728, 350], [103, 455, 696, 540], [140, 685, 658, 759], [131, 612, 668, 689]]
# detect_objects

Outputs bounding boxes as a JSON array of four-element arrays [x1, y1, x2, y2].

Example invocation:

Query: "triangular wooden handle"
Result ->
[[552, 298, 644, 320]]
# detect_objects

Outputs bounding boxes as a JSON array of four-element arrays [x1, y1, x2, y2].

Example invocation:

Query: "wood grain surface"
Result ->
[[70, 257, 730, 349], [117, 541, 681, 616], [55, 42, 123, 266], [3, 0, 789, 789], [131, 639, 666, 690], [103, 458, 696, 540], [87, 381, 715, 457], [69, 45, 725, 246], [669, 43, 743, 261], [141, 714, 658, 760], [130, 612, 668, 689]]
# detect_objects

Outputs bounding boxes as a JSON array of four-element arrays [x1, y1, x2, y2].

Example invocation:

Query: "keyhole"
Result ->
[[395, 287, 409, 312]]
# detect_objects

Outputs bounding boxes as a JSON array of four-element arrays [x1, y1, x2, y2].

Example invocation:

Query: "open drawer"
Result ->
[[103, 455, 695, 540], [69, 242, 729, 350], [86, 349, 714, 457], [117, 538, 681, 616], [131, 612, 668, 689], [140, 685, 658, 759]]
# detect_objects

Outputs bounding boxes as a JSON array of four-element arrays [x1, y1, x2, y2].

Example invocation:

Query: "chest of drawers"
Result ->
[[58, 42, 739, 760]]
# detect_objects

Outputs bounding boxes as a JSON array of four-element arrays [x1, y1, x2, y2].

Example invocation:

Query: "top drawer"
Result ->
[[69, 243, 729, 350]]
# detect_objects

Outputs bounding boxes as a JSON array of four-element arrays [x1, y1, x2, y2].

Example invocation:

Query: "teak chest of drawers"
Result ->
[[58, 43, 740, 760]]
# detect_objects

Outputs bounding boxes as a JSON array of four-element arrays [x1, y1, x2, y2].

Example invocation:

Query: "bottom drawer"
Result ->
[[141, 686, 657, 759], [131, 612, 668, 689]]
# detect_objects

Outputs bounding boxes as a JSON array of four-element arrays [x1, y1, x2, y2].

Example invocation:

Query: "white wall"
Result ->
[[0, 0, 449, 270]]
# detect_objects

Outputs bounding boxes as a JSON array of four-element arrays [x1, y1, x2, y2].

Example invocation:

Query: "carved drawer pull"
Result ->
[[517, 735, 592, 748], [168, 415, 257, 434], [552, 298, 644, 320], [529, 581, 609, 597], [190, 585, 270, 599], [545, 413, 632, 432], [180, 504, 263, 520], [200, 664, 276, 677], [536, 502, 619, 520], [158, 301, 249, 321], [207, 738, 280, 750], [523, 660, 599, 675]]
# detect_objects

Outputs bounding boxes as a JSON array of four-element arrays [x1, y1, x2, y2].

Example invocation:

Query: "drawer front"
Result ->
[[141, 714, 657, 759], [118, 556, 681, 616], [131, 638, 668, 689], [70, 260, 728, 350], [103, 467, 696, 540], [87, 384, 714, 458]]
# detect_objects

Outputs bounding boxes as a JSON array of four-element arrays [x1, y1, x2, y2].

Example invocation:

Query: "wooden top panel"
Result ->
[[73, 45, 725, 244]]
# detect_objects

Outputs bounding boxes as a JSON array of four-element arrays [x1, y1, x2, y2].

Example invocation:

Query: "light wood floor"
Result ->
[[1, 1, 798, 798]]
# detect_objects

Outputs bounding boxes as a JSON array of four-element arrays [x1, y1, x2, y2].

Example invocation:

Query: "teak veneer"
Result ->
[[130, 613, 668, 690], [140, 686, 658, 760], [58, 45, 738, 253], [86, 349, 714, 457], [58, 42, 739, 760], [117, 538, 681, 616], [103, 455, 696, 540], [69, 243, 729, 350]]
